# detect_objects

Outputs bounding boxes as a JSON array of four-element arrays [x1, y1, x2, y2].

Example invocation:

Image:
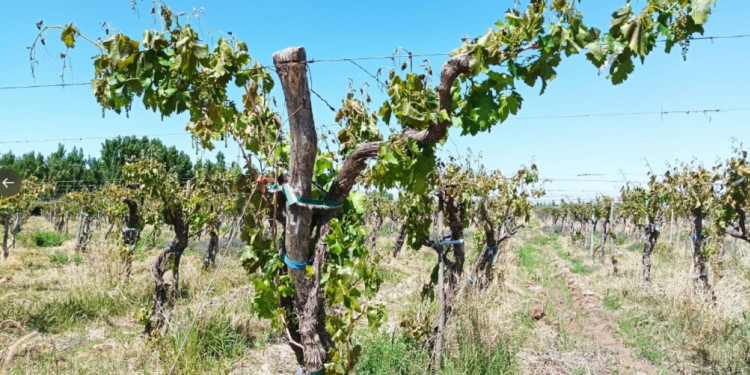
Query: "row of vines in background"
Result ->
[[536, 146, 750, 294]]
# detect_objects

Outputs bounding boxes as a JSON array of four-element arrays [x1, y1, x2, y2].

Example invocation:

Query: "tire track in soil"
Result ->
[[549, 249, 656, 374]]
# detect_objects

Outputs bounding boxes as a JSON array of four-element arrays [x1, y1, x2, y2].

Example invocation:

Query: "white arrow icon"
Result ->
[[2, 178, 14, 188]]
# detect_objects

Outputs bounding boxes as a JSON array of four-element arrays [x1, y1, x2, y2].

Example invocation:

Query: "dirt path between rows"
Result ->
[[549, 251, 656, 374]]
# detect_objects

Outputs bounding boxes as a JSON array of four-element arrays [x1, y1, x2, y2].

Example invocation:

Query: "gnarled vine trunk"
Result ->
[[11, 211, 21, 249], [2, 212, 10, 259], [122, 199, 141, 278], [467, 204, 523, 289], [642, 225, 660, 286], [726, 205, 750, 245], [589, 218, 598, 259], [691, 208, 711, 292], [75, 214, 93, 252], [273, 47, 331, 374], [392, 223, 407, 258], [55, 212, 65, 233], [468, 218, 496, 288], [203, 221, 220, 269], [270, 45, 470, 373], [145, 208, 189, 335], [429, 190, 465, 370]]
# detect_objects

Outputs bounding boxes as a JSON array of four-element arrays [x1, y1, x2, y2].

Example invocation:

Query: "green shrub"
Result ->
[[31, 231, 66, 247]]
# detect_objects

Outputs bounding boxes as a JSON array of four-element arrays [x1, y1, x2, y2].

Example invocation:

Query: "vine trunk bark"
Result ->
[[145, 207, 189, 335], [203, 221, 220, 269], [11, 211, 21, 249], [691, 208, 711, 292], [122, 199, 141, 279], [2, 213, 10, 259], [430, 191, 465, 371], [274, 47, 331, 374], [392, 224, 407, 258], [642, 225, 660, 286], [75, 214, 93, 252]]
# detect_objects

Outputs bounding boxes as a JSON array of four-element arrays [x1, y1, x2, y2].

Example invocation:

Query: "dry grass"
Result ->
[[0, 216, 277, 375], [554, 225, 750, 374], [3, 216, 750, 374]]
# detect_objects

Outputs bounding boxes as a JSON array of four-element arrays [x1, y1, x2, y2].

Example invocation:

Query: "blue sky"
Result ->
[[0, 0, 748, 202]]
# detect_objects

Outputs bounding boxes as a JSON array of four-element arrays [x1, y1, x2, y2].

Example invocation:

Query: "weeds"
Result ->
[[1, 293, 132, 333], [20, 230, 66, 247], [603, 290, 621, 310], [555, 248, 593, 275], [49, 252, 69, 265]]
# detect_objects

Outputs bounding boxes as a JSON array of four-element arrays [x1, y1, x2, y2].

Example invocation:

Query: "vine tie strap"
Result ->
[[282, 251, 311, 270], [487, 245, 499, 264], [165, 246, 183, 257], [436, 237, 464, 246], [267, 184, 343, 209]]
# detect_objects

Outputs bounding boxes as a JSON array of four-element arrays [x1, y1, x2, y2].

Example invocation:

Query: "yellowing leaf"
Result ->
[[60, 24, 78, 48]]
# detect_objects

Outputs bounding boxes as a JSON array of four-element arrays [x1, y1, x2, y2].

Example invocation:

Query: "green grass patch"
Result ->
[[48, 252, 83, 266], [356, 333, 430, 374], [1, 293, 134, 334], [554, 248, 592, 275], [379, 267, 407, 284], [518, 243, 541, 272], [603, 290, 621, 310], [626, 242, 642, 252], [442, 332, 517, 374], [528, 235, 555, 247], [49, 252, 70, 265], [617, 312, 664, 364], [21, 231, 66, 247], [356, 331, 517, 375], [168, 314, 253, 363], [615, 233, 631, 245]]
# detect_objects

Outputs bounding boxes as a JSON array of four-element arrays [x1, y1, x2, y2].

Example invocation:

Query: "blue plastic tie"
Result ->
[[268, 184, 343, 209], [297, 369, 324, 375], [282, 251, 310, 270], [467, 276, 475, 284], [166, 246, 183, 256], [443, 235, 452, 240], [438, 239, 464, 246]]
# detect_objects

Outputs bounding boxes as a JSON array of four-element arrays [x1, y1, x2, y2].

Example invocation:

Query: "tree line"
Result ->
[[0, 136, 238, 194]]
